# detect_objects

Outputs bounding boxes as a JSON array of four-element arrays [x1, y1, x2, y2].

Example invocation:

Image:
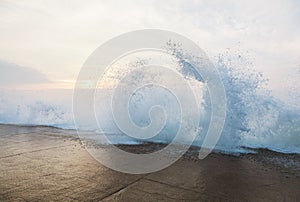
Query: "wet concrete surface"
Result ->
[[0, 124, 299, 201]]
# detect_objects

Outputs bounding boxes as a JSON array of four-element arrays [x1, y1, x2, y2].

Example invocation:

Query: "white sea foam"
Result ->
[[0, 50, 299, 154]]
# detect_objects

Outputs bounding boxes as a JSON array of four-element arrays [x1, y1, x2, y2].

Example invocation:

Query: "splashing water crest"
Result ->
[[0, 44, 299, 154]]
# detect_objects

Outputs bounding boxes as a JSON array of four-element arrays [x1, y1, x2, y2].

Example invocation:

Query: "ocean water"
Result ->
[[0, 50, 299, 154]]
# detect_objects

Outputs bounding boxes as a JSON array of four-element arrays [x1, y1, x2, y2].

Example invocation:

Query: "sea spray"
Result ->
[[0, 47, 299, 153]]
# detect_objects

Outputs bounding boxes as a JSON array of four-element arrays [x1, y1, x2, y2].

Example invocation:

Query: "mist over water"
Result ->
[[0, 89, 74, 129], [0, 49, 299, 154], [216, 54, 300, 153]]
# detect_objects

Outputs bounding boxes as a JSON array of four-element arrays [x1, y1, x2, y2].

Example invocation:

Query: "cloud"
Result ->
[[0, 60, 50, 87], [0, 0, 299, 90]]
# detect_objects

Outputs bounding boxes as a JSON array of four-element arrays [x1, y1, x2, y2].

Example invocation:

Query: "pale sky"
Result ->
[[0, 0, 299, 92]]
